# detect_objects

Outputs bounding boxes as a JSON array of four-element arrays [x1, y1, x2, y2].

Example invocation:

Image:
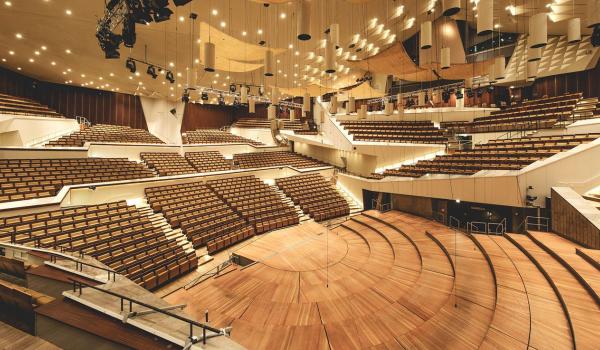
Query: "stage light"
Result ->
[[442, 90, 450, 103], [153, 7, 173, 22], [166, 70, 175, 83], [147, 65, 157, 79], [122, 15, 136, 48], [229, 83, 236, 93], [455, 90, 463, 100], [201, 91, 209, 100], [173, 0, 192, 6], [125, 58, 136, 73]]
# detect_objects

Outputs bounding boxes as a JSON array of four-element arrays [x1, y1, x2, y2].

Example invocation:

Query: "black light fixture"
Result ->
[[146, 65, 157, 79], [122, 15, 136, 48], [201, 91, 209, 100], [153, 7, 173, 22], [442, 90, 451, 103], [466, 88, 474, 98], [96, 23, 122, 59], [229, 83, 237, 93], [476, 89, 484, 98], [126, 58, 136, 73], [165, 70, 175, 83], [173, 0, 193, 5], [218, 94, 225, 105], [455, 89, 464, 100], [182, 89, 190, 103]]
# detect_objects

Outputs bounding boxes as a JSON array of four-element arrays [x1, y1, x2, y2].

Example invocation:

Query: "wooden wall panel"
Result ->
[[551, 187, 600, 249], [0, 66, 148, 130], [181, 102, 269, 132]]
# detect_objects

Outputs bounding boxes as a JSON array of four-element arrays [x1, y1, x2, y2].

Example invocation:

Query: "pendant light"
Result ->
[[420, 21, 432, 49], [268, 104, 276, 120], [568, 18, 581, 44], [477, 0, 493, 36], [329, 95, 338, 114], [249, 98, 256, 113], [264, 50, 274, 76], [297, 0, 311, 40], [203, 42, 215, 72], [240, 85, 248, 104], [529, 13, 547, 48], [442, 0, 461, 17], [325, 40, 336, 74], [302, 92, 310, 113]]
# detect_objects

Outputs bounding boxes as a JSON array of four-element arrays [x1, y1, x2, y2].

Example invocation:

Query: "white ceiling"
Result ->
[[0, 0, 594, 101]]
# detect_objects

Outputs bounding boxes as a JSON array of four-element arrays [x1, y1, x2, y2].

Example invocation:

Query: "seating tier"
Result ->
[[233, 151, 325, 169], [46, 124, 164, 147]]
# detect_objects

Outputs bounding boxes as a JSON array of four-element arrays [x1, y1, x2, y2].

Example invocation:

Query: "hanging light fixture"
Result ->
[[348, 96, 356, 113], [529, 13, 548, 48], [267, 104, 276, 120], [203, 42, 215, 72], [240, 85, 248, 103], [325, 40, 336, 73], [494, 56, 506, 80], [297, 0, 311, 40], [329, 95, 338, 114], [264, 50, 274, 76], [477, 0, 493, 36], [527, 60, 538, 79], [249, 98, 256, 113], [303, 92, 310, 113], [568, 18, 581, 44], [441, 47, 451, 69], [420, 21, 432, 49], [442, 0, 461, 17]]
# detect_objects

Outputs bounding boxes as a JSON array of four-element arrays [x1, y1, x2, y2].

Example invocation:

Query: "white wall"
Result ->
[[140, 96, 183, 145], [0, 115, 79, 147], [230, 127, 276, 146]]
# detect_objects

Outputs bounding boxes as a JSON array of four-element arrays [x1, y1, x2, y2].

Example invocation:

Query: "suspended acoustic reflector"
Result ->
[[264, 50, 274, 76], [384, 101, 393, 115], [329, 95, 338, 114], [240, 86, 248, 104], [297, 0, 311, 40], [441, 47, 451, 69], [529, 13, 548, 48], [488, 64, 497, 84], [358, 104, 367, 119], [527, 60, 538, 79], [568, 18, 581, 44], [442, 0, 461, 17], [587, 0, 600, 28], [302, 93, 310, 113], [477, 0, 493, 36], [203, 42, 215, 72], [420, 21, 432, 49]]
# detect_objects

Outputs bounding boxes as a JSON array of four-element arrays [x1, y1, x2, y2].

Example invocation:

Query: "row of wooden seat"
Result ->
[[233, 151, 325, 169], [46, 124, 164, 147], [0, 279, 54, 333], [383, 133, 599, 177], [0, 92, 63, 118], [144, 181, 255, 251], [231, 117, 304, 131], [207, 176, 299, 234], [140, 152, 197, 176], [0, 256, 30, 279], [275, 173, 350, 222], [184, 151, 232, 173], [0, 158, 154, 203], [0, 201, 196, 290], [182, 129, 264, 145], [339, 120, 447, 143]]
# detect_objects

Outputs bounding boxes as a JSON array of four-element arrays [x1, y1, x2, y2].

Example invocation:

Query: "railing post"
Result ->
[[203, 309, 208, 344]]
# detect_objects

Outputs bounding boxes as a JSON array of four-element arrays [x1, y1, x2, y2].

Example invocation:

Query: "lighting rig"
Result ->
[[96, 0, 190, 59], [125, 57, 174, 83]]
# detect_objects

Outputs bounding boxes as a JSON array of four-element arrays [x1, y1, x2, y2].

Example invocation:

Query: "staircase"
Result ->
[[336, 184, 363, 216], [269, 185, 311, 223], [135, 199, 195, 255]]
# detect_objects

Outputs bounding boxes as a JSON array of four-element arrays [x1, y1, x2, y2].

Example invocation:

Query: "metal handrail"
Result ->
[[69, 278, 227, 345], [467, 221, 488, 234], [449, 216, 461, 230], [371, 199, 391, 212], [433, 211, 447, 225], [524, 216, 550, 232]]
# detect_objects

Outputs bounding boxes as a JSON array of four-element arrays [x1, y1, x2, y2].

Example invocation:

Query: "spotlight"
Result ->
[[218, 94, 225, 105], [96, 25, 122, 59], [147, 65, 157, 79], [122, 15, 136, 48], [153, 7, 173, 22], [173, 0, 192, 5], [201, 91, 209, 100], [125, 58, 136, 73], [229, 83, 236, 93], [455, 89, 463, 100], [165, 70, 175, 83]]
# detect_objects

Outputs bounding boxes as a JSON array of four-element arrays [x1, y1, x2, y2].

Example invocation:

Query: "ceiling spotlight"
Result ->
[[455, 89, 464, 100], [153, 7, 173, 22], [147, 65, 157, 78], [166, 70, 175, 83], [122, 15, 136, 48], [125, 58, 136, 73], [229, 83, 236, 93], [173, 0, 192, 6], [201, 91, 209, 100]]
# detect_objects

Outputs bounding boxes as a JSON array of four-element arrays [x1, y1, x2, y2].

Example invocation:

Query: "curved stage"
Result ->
[[165, 211, 598, 350]]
